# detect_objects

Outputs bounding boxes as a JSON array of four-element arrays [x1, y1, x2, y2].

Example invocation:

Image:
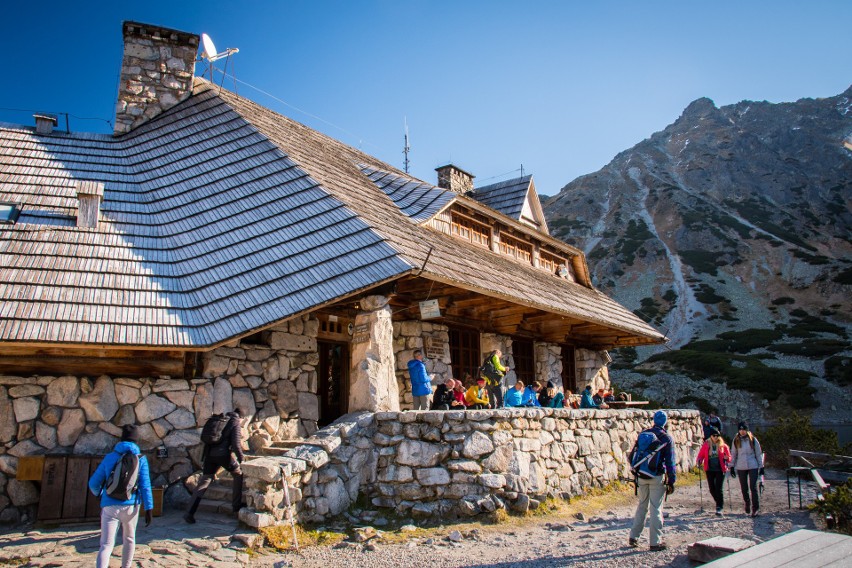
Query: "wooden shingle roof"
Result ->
[[0, 80, 665, 348], [471, 175, 532, 220]]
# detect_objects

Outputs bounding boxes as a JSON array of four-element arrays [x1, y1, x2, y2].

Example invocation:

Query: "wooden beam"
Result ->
[[0, 355, 185, 378]]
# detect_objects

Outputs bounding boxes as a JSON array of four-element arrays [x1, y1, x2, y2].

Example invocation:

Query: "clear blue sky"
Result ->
[[2, 1, 849, 194]]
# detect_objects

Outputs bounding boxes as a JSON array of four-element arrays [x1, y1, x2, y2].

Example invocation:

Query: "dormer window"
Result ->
[[451, 212, 490, 248], [498, 233, 532, 263], [540, 251, 564, 275], [0, 202, 19, 224]]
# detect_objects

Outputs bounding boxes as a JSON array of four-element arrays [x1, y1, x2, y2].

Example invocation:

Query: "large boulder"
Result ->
[[232, 388, 255, 419], [212, 377, 233, 415], [397, 440, 444, 467], [135, 395, 177, 423], [46, 376, 80, 407], [115, 384, 141, 406], [57, 408, 86, 447], [79, 376, 119, 422], [165, 408, 196, 430], [35, 422, 58, 450], [194, 382, 213, 427], [462, 431, 495, 459], [0, 387, 17, 443], [7, 479, 39, 507], [12, 397, 40, 423], [74, 430, 118, 455]]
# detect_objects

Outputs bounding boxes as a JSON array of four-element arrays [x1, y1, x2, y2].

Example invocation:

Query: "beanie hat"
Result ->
[[738, 421, 748, 431], [653, 410, 668, 427], [708, 427, 720, 436], [121, 424, 139, 443]]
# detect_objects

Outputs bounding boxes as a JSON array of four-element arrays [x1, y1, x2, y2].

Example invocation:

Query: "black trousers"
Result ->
[[737, 468, 759, 513], [487, 385, 503, 409], [705, 470, 725, 509], [187, 454, 243, 516]]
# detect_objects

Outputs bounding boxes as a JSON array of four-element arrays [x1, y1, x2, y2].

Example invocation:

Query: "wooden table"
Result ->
[[606, 401, 650, 409], [703, 529, 852, 567]]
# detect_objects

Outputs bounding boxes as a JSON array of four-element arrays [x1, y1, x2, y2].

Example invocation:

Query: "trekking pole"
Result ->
[[727, 474, 733, 513], [698, 469, 704, 512], [279, 465, 299, 551]]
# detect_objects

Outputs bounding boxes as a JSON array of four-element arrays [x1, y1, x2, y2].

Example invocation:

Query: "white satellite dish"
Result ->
[[200, 32, 239, 63]]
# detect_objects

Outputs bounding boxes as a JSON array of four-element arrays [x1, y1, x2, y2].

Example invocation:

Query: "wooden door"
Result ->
[[317, 341, 349, 426]]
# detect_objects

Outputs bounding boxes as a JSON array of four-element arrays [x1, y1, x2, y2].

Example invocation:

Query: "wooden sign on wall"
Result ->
[[351, 323, 371, 344], [423, 336, 446, 359]]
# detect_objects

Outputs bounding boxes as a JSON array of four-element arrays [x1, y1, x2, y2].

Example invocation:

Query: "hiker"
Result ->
[[592, 388, 606, 406], [465, 377, 490, 409], [580, 385, 608, 409], [88, 424, 153, 568], [480, 349, 508, 409], [703, 411, 724, 440], [504, 381, 525, 407], [696, 427, 732, 515], [184, 409, 245, 523], [521, 381, 543, 407], [431, 379, 456, 410], [731, 421, 764, 517], [566, 389, 580, 409], [538, 380, 556, 407], [628, 410, 677, 551], [452, 378, 468, 409], [407, 349, 433, 410]]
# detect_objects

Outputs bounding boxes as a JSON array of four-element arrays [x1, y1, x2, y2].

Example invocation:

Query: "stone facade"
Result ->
[[534, 342, 563, 388], [576, 348, 610, 391], [394, 321, 452, 409], [349, 296, 399, 412], [114, 22, 198, 135], [0, 314, 321, 524], [239, 408, 701, 527]]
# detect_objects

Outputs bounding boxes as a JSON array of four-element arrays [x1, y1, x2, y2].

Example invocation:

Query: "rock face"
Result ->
[[544, 87, 852, 420]]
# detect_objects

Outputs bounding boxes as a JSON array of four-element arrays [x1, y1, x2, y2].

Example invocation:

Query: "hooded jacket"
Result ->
[[88, 441, 154, 511], [580, 388, 598, 409], [407, 357, 432, 397], [696, 440, 732, 472]]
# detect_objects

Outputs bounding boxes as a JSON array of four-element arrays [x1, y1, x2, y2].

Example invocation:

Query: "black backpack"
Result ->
[[479, 356, 502, 384], [201, 414, 231, 446], [103, 452, 140, 501]]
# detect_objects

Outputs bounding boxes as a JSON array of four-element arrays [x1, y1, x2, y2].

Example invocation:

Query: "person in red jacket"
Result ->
[[696, 427, 732, 515]]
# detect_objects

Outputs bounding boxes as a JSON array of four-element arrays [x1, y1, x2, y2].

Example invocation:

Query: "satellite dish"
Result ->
[[201, 33, 218, 61]]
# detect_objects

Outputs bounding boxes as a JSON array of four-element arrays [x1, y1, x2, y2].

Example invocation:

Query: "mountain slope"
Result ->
[[544, 86, 852, 421]]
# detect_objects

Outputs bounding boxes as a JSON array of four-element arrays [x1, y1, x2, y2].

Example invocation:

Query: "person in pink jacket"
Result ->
[[696, 427, 732, 515]]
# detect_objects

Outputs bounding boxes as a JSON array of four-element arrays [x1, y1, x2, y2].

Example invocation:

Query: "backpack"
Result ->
[[103, 452, 140, 501], [630, 430, 668, 479], [479, 356, 502, 384], [201, 414, 231, 446]]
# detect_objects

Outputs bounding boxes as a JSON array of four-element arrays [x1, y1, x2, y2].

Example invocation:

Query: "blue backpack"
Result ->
[[630, 430, 668, 479]]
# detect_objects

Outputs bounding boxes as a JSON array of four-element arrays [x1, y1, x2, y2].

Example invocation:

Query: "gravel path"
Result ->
[[251, 469, 821, 568]]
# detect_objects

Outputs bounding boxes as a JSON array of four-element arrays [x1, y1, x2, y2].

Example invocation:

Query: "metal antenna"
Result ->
[[520, 163, 524, 178], [403, 117, 411, 174]]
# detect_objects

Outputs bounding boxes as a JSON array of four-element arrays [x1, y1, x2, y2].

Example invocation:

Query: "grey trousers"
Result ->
[[413, 394, 432, 410], [97, 504, 140, 568], [629, 475, 667, 546]]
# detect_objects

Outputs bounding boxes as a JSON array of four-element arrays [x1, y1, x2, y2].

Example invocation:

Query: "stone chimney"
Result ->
[[76, 181, 105, 229], [114, 21, 199, 136], [435, 164, 475, 194], [33, 114, 58, 135]]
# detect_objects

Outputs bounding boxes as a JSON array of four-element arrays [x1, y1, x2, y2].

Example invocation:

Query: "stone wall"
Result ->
[[0, 314, 321, 524], [238, 408, 701, 528], [534, 342, 562, 388], [576, 348, 610, 391], [394, 321, 452, 409]]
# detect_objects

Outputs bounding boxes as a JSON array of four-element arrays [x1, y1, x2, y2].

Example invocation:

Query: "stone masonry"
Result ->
[[114, 22, 198, 135], [239, 408, 701, 528], [394, 321, 452, 409]]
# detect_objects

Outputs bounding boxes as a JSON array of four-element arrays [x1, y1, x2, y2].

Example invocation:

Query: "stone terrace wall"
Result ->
[[239, 408, 701, 528], [394, 322, 452, 410]]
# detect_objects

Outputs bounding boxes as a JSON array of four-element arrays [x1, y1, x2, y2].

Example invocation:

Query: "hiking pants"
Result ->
[[413, 394, 432, 410], [487, 385, 503, 409], [737, 468, 759, 513], [706, 470, 725, 509], [629, 475, 666, 547], [187, 455, 244, 516], [97, 503, 140, 568]]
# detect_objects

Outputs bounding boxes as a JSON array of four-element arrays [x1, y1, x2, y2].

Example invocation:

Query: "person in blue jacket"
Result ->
[[407, 349, 433, 410], [580, 385, 609, 409], [521, 381, 543, 407], [504, 381, 525, 407], [88, 424, 153, 568]]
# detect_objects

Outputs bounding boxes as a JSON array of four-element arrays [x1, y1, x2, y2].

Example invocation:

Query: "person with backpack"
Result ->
[[408, 349, 433, 410], [696, 427, 732, 515], [702, 411, 724, 440], [88, 424, 153, 568], [628, 410, 677, 552], [184, 408, 245, 523], [730, 421, 764, 517], [480, 349, 508, 409]]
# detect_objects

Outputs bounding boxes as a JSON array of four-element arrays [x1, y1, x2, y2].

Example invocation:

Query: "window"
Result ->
[[561, 346, 578, 393], [498, 233, 532, 263], [449, 327, 481, 385], [512, 339, 535, 383], [0, 203, 19, 224], [540, 251, 564, 274], [451, 213, 490, 248]]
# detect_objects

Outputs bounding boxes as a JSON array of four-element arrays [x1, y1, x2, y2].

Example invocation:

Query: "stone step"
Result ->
[[204, 484, 233, 502], [197, 498, 234, 514], [260, 446, 290, 456], [269, 440, 305, 449]]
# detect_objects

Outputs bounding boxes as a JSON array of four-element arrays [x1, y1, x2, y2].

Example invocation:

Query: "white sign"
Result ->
[[419, 299, 441, 319]]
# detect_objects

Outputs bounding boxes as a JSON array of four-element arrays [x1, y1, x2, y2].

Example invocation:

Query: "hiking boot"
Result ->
[[750, 508, 760, 518], [628, 538, 639, 548], [715, 506, 723, 516], [650, 543, 668, 552], [183, 514, 196, 524], [744, 504, 751, 515]]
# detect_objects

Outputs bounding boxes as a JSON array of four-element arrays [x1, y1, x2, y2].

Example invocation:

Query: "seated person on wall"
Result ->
[[453, 377, 469, 408], [592, 388, 606, 406], [431, 379, 456, 410], [538, 380, 556, 407], [465, 377, 490, 409], [504, 381, 525, 407], [546, 386, 565, 408], [604, 390, 616, 403], [521, 381, 543, 407], [580, 385, 609, 409]]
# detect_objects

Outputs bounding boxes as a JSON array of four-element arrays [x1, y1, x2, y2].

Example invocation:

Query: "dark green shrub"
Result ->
[[772, 297, 796, 305], [680, 250, 723, 276], [812, 479, 852, 535], [834, 267, 852, 285], [676, 395, 717, 415], [768, 340, 849, 358], [756, 413, 845, 467], [825, 356, 852, 387]]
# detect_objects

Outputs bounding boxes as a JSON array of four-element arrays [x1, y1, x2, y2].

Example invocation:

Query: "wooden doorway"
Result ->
[[561, 345, 578, 393], [317, 341, 349, 426], [449, 327, 480, 387], [512, 338, 535, 383]]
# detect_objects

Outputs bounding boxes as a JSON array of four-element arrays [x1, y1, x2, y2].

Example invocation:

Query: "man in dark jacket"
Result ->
[[702, 411, 723, 440], [184, 409, 245, 523], [628, 410, 677, 551]]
